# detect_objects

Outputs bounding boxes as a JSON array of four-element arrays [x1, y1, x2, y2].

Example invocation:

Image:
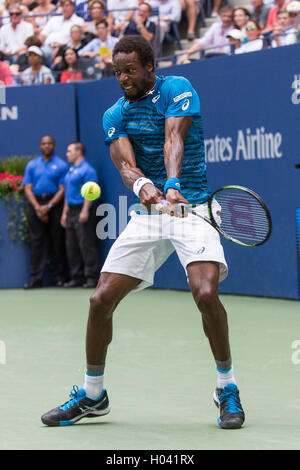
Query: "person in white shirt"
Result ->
[[236, 19, 264, 54], [149, 0, 182, 42], [22, 45, 54, 84], [272, 8, 297, 46], [178, 6, 233, 63], [0, 4, 34, 59], [39, 0, 84, 58], [107, 0, 138, 35]]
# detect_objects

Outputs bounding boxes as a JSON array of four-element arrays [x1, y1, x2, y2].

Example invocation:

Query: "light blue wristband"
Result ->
[[164, 177, 181, 196]]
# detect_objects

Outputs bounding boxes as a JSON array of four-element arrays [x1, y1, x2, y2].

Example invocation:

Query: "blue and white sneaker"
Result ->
[[213, 383, 245, 429], [41, 385, 110, 427]]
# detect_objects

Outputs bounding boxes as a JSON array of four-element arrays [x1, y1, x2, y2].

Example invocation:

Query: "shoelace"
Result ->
[[59, 385, 85, 411], [219, 386, 243, 414]]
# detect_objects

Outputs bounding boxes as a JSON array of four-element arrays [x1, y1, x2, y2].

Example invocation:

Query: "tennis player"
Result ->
[[41, 36, 245, 429]]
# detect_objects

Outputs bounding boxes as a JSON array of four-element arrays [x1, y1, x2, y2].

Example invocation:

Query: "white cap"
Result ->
[[28, 46, 43, 57], [287, 1, 300, 12], [226, 29, 244, 41]]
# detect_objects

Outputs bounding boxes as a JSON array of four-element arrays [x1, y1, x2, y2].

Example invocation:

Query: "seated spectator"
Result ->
[[59, 47, 83, 82], [177, 6, 233, 63], [22, 45, 54, 83], [83, 0, 106, 33], [0, 4, 34, 61], [0, 0, 30, 25], [226, 28, 244, 52], [233, 6, 251, 39], [107, 0, 138, 36], [0, 59, 13, 85], [39, 0, 84, 61], [266, 0, 291, 28], [14, 35, 48, 72], [178, 0, 197, 40], [249, 0, 271, 29], [52, 24, 86, 66], [236, 19, 263, 53], [149, 0, 182, 43], [79, 18, 118, 63], [272, 8, 297, 45], [31, 0, 55, 35], [123, 2, 156, 43]]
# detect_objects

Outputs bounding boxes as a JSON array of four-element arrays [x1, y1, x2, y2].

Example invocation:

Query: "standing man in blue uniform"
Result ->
[[61, 142, 99, 288], [41, 37, 245, 430], [23, 136, 68, 289]]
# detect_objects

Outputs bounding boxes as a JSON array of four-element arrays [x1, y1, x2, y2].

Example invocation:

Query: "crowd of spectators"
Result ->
[[1, 0, 300, 85]]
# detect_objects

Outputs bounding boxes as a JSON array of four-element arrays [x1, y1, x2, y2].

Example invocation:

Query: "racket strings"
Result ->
[[213, 189, 270, 246]]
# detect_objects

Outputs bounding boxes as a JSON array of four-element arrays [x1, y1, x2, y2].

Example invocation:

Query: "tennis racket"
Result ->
[[156, 185, 272, 247]]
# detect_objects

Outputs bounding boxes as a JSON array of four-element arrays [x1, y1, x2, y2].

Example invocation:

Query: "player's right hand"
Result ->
[[139, 184, 164, 213]]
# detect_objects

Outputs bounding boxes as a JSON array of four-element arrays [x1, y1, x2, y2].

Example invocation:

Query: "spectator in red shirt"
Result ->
[[0, 60, 13, 85], [60, 47, 82, 82]]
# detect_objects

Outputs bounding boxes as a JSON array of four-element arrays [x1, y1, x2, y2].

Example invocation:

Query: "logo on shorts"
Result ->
[[182, 99, 190, 111], [197, 247, 205, 254], [108, 127, 115, 138]]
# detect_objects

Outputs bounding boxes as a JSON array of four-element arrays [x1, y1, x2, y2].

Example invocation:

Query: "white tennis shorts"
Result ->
[[101, 201, 228, 291]]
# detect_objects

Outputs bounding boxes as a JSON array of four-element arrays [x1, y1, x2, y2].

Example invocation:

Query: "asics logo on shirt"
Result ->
[[152, 93, 160, 103], [108, 127, 116, 138], [182, 99, 190, 111]]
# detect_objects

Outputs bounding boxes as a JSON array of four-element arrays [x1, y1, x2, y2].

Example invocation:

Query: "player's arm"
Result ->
[[164, 115, 193, 206], [109, 136, 164, 211]]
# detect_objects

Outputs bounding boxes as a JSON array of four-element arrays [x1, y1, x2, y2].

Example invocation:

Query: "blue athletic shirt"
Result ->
[[102, 75, 211, 204], [23, 155, 68, 195], [64, 160, 98, 205]]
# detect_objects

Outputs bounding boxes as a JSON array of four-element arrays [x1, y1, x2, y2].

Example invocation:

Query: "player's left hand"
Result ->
[[165, 189, 189, 217]]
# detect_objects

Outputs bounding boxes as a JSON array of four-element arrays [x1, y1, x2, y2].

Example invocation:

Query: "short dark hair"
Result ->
[[71, 141, 86, 155], [139, 2, 152, 13], [112, 35, 155, 68], [96, 18, 108, 28]]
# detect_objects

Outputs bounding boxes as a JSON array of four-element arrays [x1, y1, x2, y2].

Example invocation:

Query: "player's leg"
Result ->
[[187, 261, 245, 429], [187, 261, 231, 364], [41, 272, 142, 427]]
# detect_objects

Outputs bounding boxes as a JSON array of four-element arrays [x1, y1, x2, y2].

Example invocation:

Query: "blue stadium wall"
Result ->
[[0, 44, 299, 298]]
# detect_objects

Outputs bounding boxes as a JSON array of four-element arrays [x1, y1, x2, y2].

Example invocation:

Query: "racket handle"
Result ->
[[154, 199, 170, 212]]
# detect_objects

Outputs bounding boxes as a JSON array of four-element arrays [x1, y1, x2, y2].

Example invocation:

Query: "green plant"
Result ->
[[0, 155, 36, 243]]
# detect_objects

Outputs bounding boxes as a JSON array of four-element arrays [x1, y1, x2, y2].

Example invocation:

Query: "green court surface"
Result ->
[[0, 288, 299, 450]]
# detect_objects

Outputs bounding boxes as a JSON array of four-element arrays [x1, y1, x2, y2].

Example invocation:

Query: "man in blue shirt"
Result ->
[[41, 36, 245, 430], [23, 136, 68, 289], [61, 141, 99, 288]]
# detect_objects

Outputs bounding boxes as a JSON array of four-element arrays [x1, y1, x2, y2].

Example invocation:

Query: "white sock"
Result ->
[[216, 366, 236, 389], [83, 373, 104, 400]]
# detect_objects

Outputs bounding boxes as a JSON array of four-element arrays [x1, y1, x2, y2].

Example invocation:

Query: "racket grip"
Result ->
[[154, 199, 170, 212]]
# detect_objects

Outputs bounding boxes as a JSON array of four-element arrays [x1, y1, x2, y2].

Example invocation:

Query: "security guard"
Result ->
[[61, 142, 99, 288], [23, 136, 69, 288]]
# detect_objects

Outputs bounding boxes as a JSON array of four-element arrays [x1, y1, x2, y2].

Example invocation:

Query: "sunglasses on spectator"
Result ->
[[245, 25, 256, 30], [10, 11, 22, 16]]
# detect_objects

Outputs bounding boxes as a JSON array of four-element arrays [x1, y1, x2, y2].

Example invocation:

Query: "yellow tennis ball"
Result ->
[[81, 182, 101, 201]]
